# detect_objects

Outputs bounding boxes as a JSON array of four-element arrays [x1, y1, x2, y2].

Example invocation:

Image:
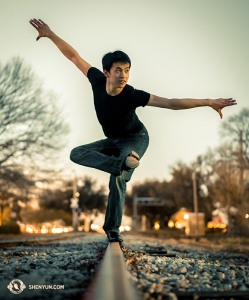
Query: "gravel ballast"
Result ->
[[1, 233, 249, 300], [0, 234, 107, 300], [122, 236, 249, 299]]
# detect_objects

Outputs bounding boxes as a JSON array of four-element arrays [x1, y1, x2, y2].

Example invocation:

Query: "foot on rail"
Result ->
[[107, 232, 123, 243]]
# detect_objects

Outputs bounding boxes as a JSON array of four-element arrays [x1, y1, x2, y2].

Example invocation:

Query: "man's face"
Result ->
[[104, 62, 130, 89]]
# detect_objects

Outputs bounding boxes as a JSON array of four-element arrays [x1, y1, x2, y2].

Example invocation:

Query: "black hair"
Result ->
[[102, 50, 131, 72]]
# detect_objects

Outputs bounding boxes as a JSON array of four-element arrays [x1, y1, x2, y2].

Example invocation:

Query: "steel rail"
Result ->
[[83, 242, 142, 300], [0, 232, 85, 247]]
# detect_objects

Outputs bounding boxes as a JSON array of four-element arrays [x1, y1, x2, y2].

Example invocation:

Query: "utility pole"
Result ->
[[0, 199, 3, 227], [133, 195, 137, 231], [70, 174, 79, 232], [192, 171, 199, 237], [239, 130, 244, 203]]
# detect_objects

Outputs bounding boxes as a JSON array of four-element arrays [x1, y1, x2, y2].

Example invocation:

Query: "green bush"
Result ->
[[0, 223, 21, 234]]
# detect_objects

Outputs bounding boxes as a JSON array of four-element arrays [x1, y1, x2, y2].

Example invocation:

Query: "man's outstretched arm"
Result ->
[[147, 95, 237, 119], [29, 18, 91, 77]]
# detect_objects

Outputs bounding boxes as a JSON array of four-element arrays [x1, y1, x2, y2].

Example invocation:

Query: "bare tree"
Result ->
[[202, 146, 240, 208], [0, 57, 70, 209], [219, 107, 249, 201], [201, 143, 248, 235], [217, 108, 249, 235]]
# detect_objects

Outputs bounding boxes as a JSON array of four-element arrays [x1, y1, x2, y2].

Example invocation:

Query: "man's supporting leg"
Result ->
[[103, 171, 131, 235], [103, 126, 149, 241]]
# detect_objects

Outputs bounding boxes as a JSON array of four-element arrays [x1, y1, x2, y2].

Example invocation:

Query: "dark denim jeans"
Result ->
[[70, 125, 149, 234]]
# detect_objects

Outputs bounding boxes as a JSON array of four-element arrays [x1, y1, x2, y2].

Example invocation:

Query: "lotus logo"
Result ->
[[7, 279, 26, 294]]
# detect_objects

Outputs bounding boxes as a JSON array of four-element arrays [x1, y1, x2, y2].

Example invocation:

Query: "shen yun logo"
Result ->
[[7, 279, 26, 294]]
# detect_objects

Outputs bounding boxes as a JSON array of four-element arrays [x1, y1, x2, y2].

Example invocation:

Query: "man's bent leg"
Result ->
[[70, 139, 122, 176]]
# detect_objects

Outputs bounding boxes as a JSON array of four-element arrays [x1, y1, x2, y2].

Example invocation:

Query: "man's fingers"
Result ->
[[218, 109, 223, 119], [30, 19, 41, 30], [30, 18, 44, 29], [224, 98, 237, 106], [38, 19, 46, 25], [216, 98, 237, 109], [218, 108, 223, 119], [29, 20, 37, 29]]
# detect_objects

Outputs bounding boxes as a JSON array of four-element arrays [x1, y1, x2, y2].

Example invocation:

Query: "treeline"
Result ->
[[22, 176, 107, 226]]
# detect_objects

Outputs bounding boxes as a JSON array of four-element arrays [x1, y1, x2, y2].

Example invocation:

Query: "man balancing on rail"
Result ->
[[30, 18, 237, 243]]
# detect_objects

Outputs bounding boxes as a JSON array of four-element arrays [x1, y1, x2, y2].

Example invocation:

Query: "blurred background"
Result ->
[[0, 0, 248, 237]]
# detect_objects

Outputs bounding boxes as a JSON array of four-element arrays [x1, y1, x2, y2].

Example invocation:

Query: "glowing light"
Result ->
[[66, 226, 74, 232], [119, 226, 125, 232], [124, 225, 131, 231], [51, 227, 63, 234], [175, 221, 182, 229], [91, 224, 100, 230], [26, 226, 33, 233], [75, 192, 80, 197], [185, 227, 190, 234], [245, 214, 249, 219], [78, 226, 84, 231], [183, 213, 189, 220], [219, 223, 226, 229], [119, 225, 131, 232], [154, 221, 160, 230], [25, 225, 39, 234], [41, 226, 48, 234], [90, 223, 105, 234], [168, 220, 174, 228], [207, 221, 213, 228], [207, 221, 226, 229]]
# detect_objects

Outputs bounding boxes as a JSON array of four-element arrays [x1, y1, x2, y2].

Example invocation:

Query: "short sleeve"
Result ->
[[131, 89, 150, 108], [87, 67, 105, 86]]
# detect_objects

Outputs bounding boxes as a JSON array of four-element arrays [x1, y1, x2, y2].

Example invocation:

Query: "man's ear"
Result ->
[[103, 69, 109, 77]]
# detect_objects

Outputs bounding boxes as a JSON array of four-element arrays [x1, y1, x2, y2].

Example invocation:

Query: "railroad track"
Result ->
[[83, 242, 141, 300], [0, 232, 86, 247], [1, 233, 249, 299], [84, 241, 249, 300]]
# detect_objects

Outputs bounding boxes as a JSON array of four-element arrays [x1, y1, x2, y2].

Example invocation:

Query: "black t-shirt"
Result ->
[[87, 67, 150, 138]]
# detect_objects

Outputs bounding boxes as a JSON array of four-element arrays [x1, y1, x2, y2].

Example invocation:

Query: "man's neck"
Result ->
[[106, 82, 123, 96]]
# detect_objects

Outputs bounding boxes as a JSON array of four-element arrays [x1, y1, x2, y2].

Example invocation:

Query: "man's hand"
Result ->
[[29, 18, 52, 41], [210, 98, 237, 119]]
